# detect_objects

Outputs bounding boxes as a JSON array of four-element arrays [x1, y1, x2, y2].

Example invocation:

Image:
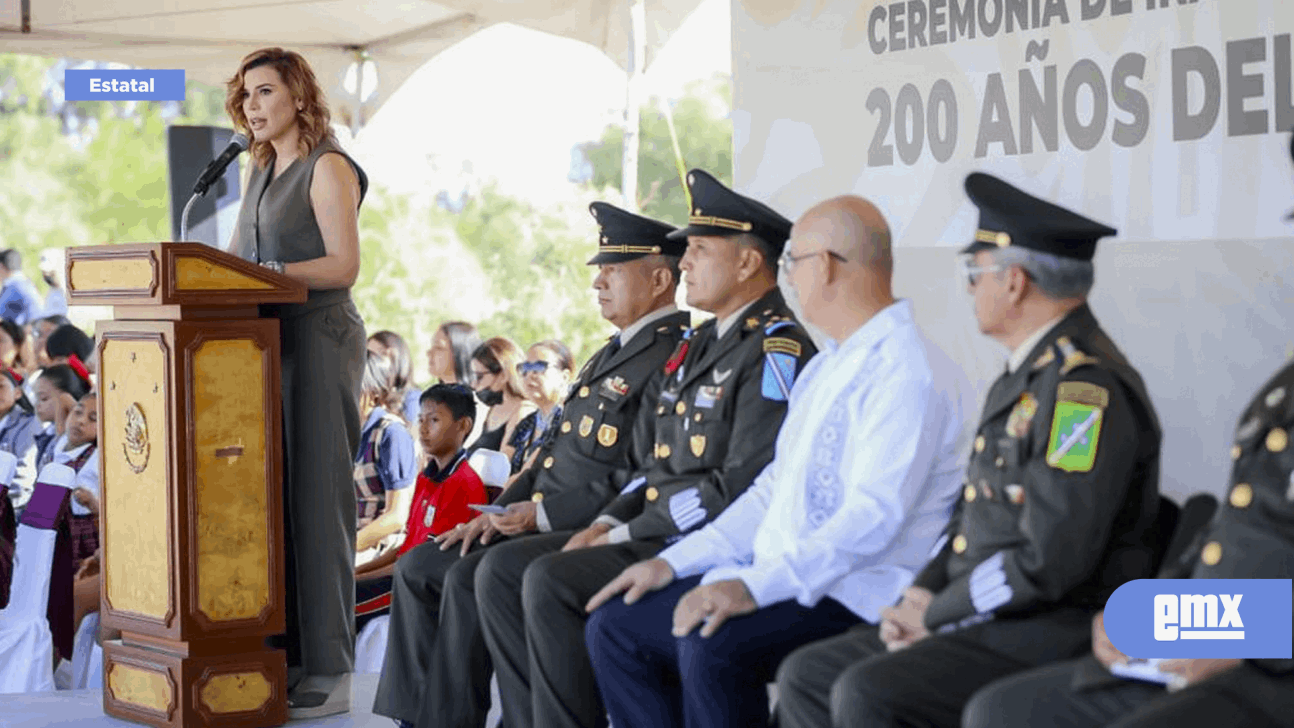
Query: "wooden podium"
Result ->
[[67, 243, 307, 728]]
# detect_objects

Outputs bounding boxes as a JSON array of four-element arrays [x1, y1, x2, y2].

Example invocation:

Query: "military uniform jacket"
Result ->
[[598, 287, 817, 542], [495, 310, 690, 531], [914, 304, 1163, 631], [1158, 360, 1294, 675]]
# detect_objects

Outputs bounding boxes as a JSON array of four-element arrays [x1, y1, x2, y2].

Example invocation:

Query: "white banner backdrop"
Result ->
[[737, 0, 1294, 503]]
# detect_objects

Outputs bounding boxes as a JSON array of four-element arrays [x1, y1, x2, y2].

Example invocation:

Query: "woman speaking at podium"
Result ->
[[225, 47, 367, 719]]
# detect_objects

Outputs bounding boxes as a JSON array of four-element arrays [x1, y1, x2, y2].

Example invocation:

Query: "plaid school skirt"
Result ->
[[68, 513, 98, 567]]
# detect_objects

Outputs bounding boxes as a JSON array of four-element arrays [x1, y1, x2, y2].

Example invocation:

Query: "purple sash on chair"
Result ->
[[19, 482, 74, 660], [0, 495, 13, 609]]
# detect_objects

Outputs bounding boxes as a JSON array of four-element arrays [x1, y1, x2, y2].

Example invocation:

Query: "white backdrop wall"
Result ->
[[735, 0, 1294, 502]]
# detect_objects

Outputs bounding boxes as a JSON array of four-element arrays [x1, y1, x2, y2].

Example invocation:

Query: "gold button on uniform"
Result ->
[[1229, 483, 1253, 509], [995, 456, 1005, 468], [974, 436, 986, 453], [1201, 541, 1222, 566], [658, 444, 671, 458], [675, 401, 687, 416], [952, 535, 968, 554], [645, 487, 659, 502], [657, 406, 665, 415], [694, 413, 702, 422], [543, 456, 554, 469], [579, 386, 590, 398], [1267, 428, 1289, 453], [532, 492, 545, 503], [963, 485, 977, 502], [561, 421, 572, 434], [1231, 444, 1242, 460]]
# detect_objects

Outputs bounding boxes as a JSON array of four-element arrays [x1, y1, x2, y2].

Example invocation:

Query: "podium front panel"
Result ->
[[188, 334, 274, 627], [101, 333, 175, 627], [99, 319, 286, 642]]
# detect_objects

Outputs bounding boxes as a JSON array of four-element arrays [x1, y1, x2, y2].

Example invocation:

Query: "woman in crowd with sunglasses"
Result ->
[[466, 337, 533, 458], [504, 340, 574, 475]]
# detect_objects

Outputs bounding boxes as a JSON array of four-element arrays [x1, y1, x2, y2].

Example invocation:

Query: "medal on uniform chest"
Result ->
[[1005, 393, 1038, 438]]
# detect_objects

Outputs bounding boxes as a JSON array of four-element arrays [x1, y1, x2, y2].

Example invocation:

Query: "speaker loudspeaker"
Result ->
[[167, 125, 243, 249]]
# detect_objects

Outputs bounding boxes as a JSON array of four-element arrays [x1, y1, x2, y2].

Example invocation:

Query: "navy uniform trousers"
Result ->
[[586, 575, 862, 728], [963, 656, 1294, 728]]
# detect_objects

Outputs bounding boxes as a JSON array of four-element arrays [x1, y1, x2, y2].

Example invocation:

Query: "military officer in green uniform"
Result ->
[[960, 140, 1294, 728], [483, 169, 817, 728], [373, 202, 690, 728], [775, 172, 1165, 728]]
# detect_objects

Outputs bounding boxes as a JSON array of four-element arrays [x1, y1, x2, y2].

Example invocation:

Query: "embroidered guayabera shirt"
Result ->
[[659, 300, 976, 622]]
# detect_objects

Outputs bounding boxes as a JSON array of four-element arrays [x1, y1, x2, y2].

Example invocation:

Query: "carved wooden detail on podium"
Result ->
[[197, 670, 273, 714], [176, 256, 274, 292], [190, 337, 272, 624], [107, 659, 177, 718], [101, 335, 174, 625], [68, 249, 160, 297]]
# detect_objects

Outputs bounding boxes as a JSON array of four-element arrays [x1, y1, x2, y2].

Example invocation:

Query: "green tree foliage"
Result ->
[[575, 74, 733, 226]]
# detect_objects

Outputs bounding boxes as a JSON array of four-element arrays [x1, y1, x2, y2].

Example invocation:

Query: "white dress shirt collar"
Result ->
[[715, 298, 761, 340], [824, 299, 914, 357], [617, 304, 679, 348], [1008, 314, 1066, 373]]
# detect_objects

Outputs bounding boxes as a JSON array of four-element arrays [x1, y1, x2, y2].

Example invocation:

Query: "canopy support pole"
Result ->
[[621, 0, 646, 212]]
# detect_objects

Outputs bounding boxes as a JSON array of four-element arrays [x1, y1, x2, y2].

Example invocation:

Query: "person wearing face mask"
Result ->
[[465, 337, 533, 462], [373, 202, 690, 728]]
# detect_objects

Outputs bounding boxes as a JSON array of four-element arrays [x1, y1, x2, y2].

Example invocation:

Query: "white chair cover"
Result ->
[[70, 611, 102, 690], [468, 449, 510, 488], [0, 526, 59, 693], [0, 463, 75, 694], [354, 614, 390, 674]]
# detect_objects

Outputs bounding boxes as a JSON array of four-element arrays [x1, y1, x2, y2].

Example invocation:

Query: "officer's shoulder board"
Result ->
[[1043, 337, 1110, 474], [757, 316, 805, 401]]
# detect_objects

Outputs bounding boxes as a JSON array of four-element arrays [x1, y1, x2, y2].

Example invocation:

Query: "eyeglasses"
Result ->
[[778, 248, 847, 272], [962, 262, 1005, 287], [517, 360, 551, 376]]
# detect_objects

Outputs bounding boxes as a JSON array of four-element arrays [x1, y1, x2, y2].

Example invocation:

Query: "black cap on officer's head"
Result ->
[[961, 172, 1117, 262], [586, 202, 684, 265], [666, 169, 794, 255]]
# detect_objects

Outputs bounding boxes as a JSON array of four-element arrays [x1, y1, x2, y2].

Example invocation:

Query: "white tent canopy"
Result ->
[[0, 0, 702, 127]]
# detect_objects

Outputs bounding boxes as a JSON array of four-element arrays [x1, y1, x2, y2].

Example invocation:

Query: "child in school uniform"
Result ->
[[52, 391, 98, 571], [354, 349, 419, 566], [26, 364, 90, 501], [0, 366, 40, 512], [355, 384, 487, 631]]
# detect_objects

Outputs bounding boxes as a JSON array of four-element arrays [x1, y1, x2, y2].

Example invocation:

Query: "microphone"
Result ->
[[192, 133, 249, 196]]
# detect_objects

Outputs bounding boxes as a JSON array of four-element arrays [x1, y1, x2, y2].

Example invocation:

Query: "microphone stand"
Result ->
[[179, 192, 201, 243]]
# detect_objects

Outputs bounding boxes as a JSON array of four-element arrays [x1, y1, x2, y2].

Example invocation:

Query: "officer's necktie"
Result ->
[[606, 333, 622, 358]]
